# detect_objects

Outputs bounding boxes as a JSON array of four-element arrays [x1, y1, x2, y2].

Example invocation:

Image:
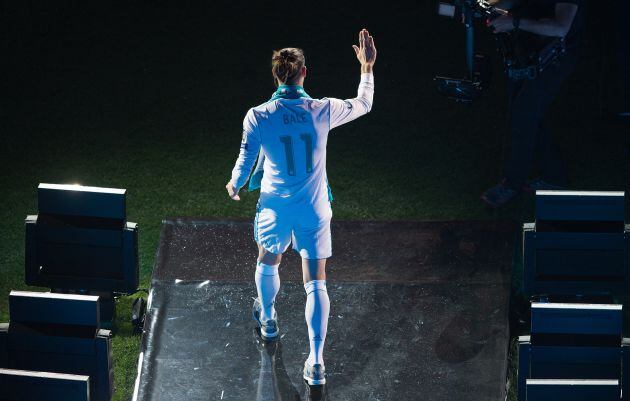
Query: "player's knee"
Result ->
[[304, 279, 327, 294], [302, 258, 326, 283], [259, 250, 282, 265], [303, 273, 325, 284]]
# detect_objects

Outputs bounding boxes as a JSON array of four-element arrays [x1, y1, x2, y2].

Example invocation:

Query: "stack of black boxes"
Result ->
[[518, 190, 630, 401], [25, 184, 139, 323], [0, 291, 112, 401], [0, 184, 140, 400]]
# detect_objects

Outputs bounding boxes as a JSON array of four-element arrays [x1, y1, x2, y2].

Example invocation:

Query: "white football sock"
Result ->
[[255, 262, 280, 322], [304, 280, 330, 366]]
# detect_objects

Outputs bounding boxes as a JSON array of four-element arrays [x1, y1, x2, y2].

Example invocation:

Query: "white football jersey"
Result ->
[[231, 73, 374, 208]]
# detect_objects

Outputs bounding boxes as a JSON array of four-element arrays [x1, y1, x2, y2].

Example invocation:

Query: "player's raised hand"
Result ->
[[352, 29, 377, 72], [226, 181, 240, 201]]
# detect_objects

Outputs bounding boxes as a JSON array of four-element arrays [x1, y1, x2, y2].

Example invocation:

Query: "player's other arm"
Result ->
[[330, 29, 377, 130], [226, 109, 261, 201]]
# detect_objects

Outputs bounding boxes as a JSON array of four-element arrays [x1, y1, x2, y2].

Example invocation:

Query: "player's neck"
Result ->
[[278, 79, 305, 88]]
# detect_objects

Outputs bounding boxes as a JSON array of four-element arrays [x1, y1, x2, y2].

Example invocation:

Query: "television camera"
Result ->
[[435, 0, 567, 103], [434, 0, 507, 103]]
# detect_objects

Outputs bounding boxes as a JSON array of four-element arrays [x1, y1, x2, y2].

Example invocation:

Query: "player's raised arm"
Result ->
[[353, 28, 377, 74], [329, 29, 377, 130], [226, 109, 262, 201]]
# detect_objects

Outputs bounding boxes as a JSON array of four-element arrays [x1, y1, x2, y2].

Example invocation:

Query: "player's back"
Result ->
[[230, 72, 373, 208], [253, 97, 332, 205]]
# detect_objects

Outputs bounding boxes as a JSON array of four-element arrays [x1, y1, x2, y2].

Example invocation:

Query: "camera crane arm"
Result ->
[[434, 0, 508, 103], [466, 1, 509, 78]]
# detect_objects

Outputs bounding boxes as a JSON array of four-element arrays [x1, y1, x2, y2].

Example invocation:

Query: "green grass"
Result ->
[[1, 3, 629, 400]]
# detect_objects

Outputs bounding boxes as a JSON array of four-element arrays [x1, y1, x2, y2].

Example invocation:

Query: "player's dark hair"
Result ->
[[271, 48, 305, 86]]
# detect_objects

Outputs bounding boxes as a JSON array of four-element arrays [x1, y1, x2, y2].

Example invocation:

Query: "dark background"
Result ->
[[1, 2, 628, 399], [2, 2, 627, 203]]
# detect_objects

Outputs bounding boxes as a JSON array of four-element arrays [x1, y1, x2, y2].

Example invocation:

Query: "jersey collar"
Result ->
[[269, 85, 311, 101]]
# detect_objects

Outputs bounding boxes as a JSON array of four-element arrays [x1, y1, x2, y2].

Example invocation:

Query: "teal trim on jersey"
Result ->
[[248, 157, 265, 191], [326, 178, 334, 202], [247, 85, 333, 203], [269, 85, 312, 101]]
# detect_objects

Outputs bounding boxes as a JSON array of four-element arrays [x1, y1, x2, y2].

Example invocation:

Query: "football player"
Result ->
[[226, 29, 376, 385]]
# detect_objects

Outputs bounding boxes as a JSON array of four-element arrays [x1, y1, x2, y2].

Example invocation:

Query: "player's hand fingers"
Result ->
[[352, 44, 360, 57], [226, 182, 239, 199], [359, 29, 365, 49], [227, 188, 240, 201], [364, 30, 371, 52]]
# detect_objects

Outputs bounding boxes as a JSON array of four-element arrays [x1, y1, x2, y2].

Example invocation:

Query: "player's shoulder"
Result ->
[[306, 98, 332, 109], [248, 102, 270, 116], [247, 99, 282, 118], [288, 98, 334, 114], [318, 97, 345, 107], [250, 98, 332, 115], [243, 102, 272, 126]]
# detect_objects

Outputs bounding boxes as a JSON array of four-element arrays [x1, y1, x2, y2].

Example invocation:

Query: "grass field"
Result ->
[[2, 3, 628, 400]]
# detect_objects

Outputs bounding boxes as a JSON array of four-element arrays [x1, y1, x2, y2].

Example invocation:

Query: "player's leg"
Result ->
[[255, 244, 282, 323], [302, 256, 326, 282], [303, 257, 329, 362], [292, 202, 332, 385], [302, 257, 329, 385], [253, 203, 291, 339], [258, 243, 283, 264]]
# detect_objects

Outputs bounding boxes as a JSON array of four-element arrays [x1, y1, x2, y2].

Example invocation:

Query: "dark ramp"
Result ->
[[134, 219, 515, 401]]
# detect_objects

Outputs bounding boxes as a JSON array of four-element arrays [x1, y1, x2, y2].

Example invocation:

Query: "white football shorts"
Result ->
[[254, 200, 332, 259]]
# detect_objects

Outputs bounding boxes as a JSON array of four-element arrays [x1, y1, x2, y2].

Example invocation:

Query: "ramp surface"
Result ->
[[134, 219, 515, 401]]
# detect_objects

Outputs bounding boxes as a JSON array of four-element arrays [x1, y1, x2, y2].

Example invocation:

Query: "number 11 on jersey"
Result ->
[[280, 134, 313, 176]]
